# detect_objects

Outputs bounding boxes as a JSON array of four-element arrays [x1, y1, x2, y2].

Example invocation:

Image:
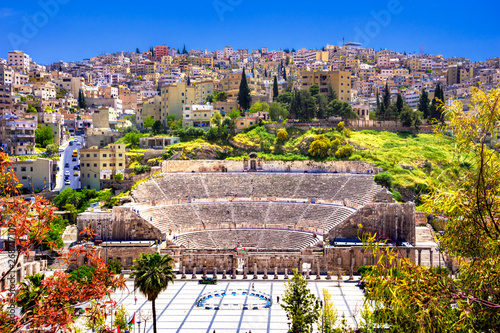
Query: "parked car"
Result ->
[[64, 180, 71, 185], [65, 171, 70, 176], [199, 277, 217, 285], [64, 163, 70, 168], [74, 171, 79, 177]]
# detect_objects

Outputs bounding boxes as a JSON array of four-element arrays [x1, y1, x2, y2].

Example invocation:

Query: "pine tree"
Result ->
[[418, 89, 430, 119], [237, 68, 252, 111], [273, 76, 279, 101], [383, 83, 391, 109], [182, 44, 188, 54]]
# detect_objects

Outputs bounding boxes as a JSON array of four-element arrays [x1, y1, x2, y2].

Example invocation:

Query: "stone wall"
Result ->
[[160, 246, 420, 276], [162, 160, 382, 174], [77, 208, 162, 241], [103, 246, 159, 269], [329, 203, 416, 244]]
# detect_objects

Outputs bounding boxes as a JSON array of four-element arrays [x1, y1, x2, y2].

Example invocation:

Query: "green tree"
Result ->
[[335, 144, 354, 158], [277, 91, 293, 105], [396, 93, 404, 115], [418, 89, 430, 119], [143, 116, 155, 131], [383, 83, 391, 109], [430, 83, 445, 122], [315, 95, 329, 119], [309, 84, 320, 97], [328, 100, 358, 120], [237, 68, 252, 111], [136, 48, 140, 53], [35, 126, 54, 148], [281, 269, 320, 333], [399, 105, 422, 132], [131, 253, 175, 333], [327, 85, 338, 103], [123, 132, 141, 149], [46, 144, 59, 156], [273, 76, 279, 100], [16, 273, 46, 317], [318, 289, 339, 333], [227, 109, 241, 120], [113, 305, 128, 331], [249, 102, 269, 114], [152, 120, 164, 134], [27, 105, 37, 113], [78, 90, 87, 109], [113, 173, 123, 181]]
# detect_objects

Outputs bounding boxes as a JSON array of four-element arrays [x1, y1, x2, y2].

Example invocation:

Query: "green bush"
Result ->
[[133, 165, 151, 175], [374, 172, 393, 189], [335, 144, 354, 158], [430, 266, 449, 276], [392, 190, 402, 202], [107, 259, 122, 274], [357, 265, 374, 277], [113, 173, 124, 181]]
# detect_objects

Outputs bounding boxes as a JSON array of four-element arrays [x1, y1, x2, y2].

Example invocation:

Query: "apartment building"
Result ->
[[155, 45, 169, 60], [8, 51, 30, 71], [137, 96, 163, 129], [299, 71, 352, 102], [161, 82, 195, 119], [0, 114, 37, 155], [0, 64, 13, 85], [80, 143, 126, 190], [182, 104, 218, 128], [92, 107, 117, 129], [54, 76, 86, 98], [11, 158, 54, 192], [32, 82, 57, 100], [0, 84, 13, 112]]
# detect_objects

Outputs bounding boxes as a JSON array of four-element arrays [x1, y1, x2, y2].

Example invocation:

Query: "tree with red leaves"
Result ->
[[0, 152, 126, 332]]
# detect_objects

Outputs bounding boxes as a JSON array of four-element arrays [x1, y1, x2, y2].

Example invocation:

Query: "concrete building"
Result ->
[[0, 64, 13, 85], [161, 82, 195, 119], [85, 128, 124, 149], [54, 76, 86, 98], [80, 143, 126, 190], [11, 158, 54, 192], [0, 114, 37, 155], [8, 51, 30, 71], [139, 136, 180, 149], [0, 84, 13, 112], [182, 104, 218, 128], [92, 107, 117, 129], [137, 96, 163, 129], [299, 71, 352, 102]]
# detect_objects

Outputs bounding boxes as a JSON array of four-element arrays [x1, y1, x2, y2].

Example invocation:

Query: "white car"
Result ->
[[65, 171, 70, 176], [64, 180, 71, 185]]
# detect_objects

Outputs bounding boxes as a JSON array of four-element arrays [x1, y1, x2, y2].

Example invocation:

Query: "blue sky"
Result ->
[[0, 0, 498, 64]]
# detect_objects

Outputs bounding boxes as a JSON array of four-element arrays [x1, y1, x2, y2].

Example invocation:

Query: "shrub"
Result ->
[[335, 144, 354, 158], [374, 172, 393, 189], [430, 266, 449, 276], [337, 121, 345, 132], [357, 265, 374, 277], [392, 190, 402, 202], [107, 259, 122, 274], [277, 128, 289, 142], [308, 135, 331, 158], [113, 173, 123, 181], [133, 165, 151, 175]]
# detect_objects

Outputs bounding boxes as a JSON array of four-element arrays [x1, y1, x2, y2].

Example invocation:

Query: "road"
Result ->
[[54, 135, 84, 192]]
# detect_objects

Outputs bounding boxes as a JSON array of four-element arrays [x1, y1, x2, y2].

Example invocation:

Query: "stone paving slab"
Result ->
[[109, 277, 365, 332]]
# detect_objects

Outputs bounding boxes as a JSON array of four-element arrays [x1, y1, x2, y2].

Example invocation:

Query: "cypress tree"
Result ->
[[187, 75, 191, 86], [418, 89, 430, 119], [264, 69, 267, 78], [396, 93, 404, 115], [273, 76, 279, 101], [383, 83, 391, 109], [182, 44, 188, 54], [283, 68, 287, 81], [237, 68, 251, 111]]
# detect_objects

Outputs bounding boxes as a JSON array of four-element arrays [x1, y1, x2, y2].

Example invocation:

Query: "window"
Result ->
[[94, 154, 97, 157], [13, 167, 16, 172], [88, 174, 90, 178], [103, 154, 107, 157], [94, 174, 97, 178], [22, 176, 27, 180], [86, 163, 90, 167], [103, 164, 107, 167], [94, 164, 97, 167], [21, 167, 26, 172], [119, 163, 123, 167], [119, 154, 122, 157]]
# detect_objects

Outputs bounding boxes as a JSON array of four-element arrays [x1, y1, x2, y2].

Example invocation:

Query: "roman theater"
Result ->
[[77, 157, 434, 278]]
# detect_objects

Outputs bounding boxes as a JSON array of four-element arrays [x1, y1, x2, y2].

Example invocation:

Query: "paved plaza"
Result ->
[[110, 276, 365, 333]]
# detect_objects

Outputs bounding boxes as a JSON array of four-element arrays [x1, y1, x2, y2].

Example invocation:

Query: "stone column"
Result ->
[[305, 267, 310, 280], [202, 268, 207, 278], [418, 249, 422, 266], [213, 268, 218, 279], [253, 263, 258, 279], [316, 263, 321, 280], [274, 267, 278, 280], [349, 250, 354, 280], [429, 249, 433, 268], [284, 268, 289, 279], [243, 267, 248, 279], [231, 267, 236, 279], [192, 267, 197, 280], [263, 268, 268, 280], [181, 266, 186, 279], [222, 270, 227, 279]]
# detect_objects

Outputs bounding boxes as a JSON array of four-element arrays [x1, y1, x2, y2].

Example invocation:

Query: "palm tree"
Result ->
[[130, 253, 175, 333]]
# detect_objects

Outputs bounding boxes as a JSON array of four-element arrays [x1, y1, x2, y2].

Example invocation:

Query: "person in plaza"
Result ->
[[134, 296, 137, 305]]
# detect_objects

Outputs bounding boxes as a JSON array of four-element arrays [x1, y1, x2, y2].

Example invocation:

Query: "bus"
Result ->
[[72, 150, 78, 157]]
